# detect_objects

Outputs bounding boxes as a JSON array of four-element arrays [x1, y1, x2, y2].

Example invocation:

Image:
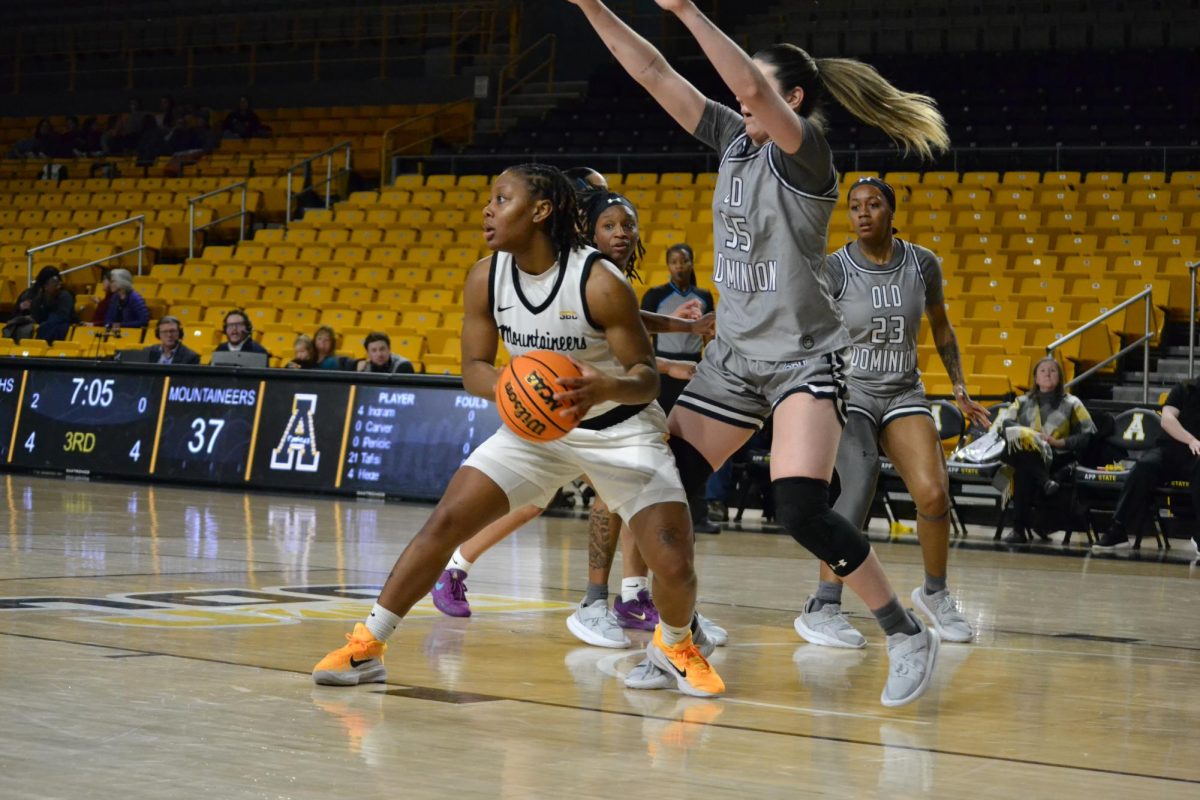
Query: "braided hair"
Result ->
[[581, 190, 645, 284], [505, 163, 588, 266]]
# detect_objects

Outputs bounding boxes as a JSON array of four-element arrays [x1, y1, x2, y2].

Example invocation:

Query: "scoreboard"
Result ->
[[0, 360, 501, 500]]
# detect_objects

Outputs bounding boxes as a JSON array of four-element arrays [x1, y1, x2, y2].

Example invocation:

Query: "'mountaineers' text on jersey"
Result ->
[[693, 101, 850, 362], [490, 246, 627, 421], [825, 239, 944, 394]]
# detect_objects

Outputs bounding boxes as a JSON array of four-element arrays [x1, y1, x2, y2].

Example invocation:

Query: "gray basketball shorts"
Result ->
[[675, 337, 848, 430], [845, 380, 932, 432]]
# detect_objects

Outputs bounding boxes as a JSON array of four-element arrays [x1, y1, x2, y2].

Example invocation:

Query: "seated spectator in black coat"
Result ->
[[143, 316, 200, 365], [356, 331, 415, 375], [3, 266, 74, 342], [9, 119, 56, 158], [213, 310, 270, 357], [1093, 379, 1200, 555], [223, 96, 269, 140], [104, 269, 151, 330], [73, 117, 104, 157]]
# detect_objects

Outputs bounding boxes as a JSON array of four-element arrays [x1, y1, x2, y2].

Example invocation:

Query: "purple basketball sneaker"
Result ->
[[431, 569, 471, 617], [613, 589, 659, 631]]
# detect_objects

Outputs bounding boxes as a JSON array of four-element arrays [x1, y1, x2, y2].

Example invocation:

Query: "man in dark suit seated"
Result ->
[[144, 316, 200, 365], [212, 309, 269, 359], [355, 331, 415, 375]]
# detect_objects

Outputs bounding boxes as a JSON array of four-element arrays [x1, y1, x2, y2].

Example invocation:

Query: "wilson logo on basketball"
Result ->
[[495, 351, 582, 443], [503, 379, 547, 437]]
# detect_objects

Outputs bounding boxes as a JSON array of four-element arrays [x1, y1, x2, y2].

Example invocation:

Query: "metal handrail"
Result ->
[[26, 215, 146, 285], [493, 33, 556, 132], [1045, 287, 1154, 403], [380, 97, 477, 186], [187, 181, 249, 259], [1187, 262, 1200, 378], [284, 141, 352, 225]]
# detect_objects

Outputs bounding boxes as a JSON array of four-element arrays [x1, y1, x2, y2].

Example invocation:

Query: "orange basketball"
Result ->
[[495, 350, 583, 442]]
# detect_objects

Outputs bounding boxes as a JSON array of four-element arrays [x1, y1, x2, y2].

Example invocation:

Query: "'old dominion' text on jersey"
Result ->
[[826, 238, 944, 394], [490, 246, 628, 422], [695, 102, 851, 362]]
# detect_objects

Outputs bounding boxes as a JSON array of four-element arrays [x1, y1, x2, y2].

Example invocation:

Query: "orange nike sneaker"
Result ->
[[645, 626, 725, 697], [312, 623, 388, 686]]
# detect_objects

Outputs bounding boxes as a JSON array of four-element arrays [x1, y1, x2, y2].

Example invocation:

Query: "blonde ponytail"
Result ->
[[814, 58, 950, 160]]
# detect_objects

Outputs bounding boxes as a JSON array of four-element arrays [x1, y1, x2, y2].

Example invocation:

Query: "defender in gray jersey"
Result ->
[[795, 177, 992, 648], [571, 0, 954, 707]]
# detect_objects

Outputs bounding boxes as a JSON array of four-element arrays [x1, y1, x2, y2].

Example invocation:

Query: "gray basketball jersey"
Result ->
[[491, 246, 626, 421], [825, 239, 943, 394], [693, 101, 850, 362]]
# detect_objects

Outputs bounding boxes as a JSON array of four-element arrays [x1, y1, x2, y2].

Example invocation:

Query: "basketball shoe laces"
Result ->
[[344, 626, 387, 659], [445, 572, 468, 602]]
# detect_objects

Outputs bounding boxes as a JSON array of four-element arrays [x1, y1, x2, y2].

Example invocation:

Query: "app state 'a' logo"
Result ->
[[270, 393, 320, 472]]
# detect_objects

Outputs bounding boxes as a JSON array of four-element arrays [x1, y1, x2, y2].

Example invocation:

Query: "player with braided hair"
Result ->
[[313, 163, 725, 697]]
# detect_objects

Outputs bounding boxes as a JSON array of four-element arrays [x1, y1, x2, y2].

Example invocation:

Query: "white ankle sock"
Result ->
[[448, 547, 473, 574], [365, 603, 402, 643], [620, 576, 648, 603], [659, 619, 691, 646]]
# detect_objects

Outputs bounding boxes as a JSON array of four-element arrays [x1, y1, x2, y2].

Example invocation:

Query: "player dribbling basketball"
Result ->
[[312, 163, 724, 698]]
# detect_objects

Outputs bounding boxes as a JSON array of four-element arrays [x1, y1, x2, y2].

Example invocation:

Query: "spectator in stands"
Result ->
[[8, 119, 56, 159], [73, 117, 104, 157], [156, 95, 177, 129], [356, 331, 415, 374], [994, 356, 1096, 544], [4, 266, 72, 342], [285, 334, 319, 369], [51, 117, 81, 159], [1093, 379, 1200, 555], [103, 98, 154, 155], [214, 309, 269, 357], [143, 316, 200, 365], [104, 268, 150, 330], [88, 269, 114, 325], [313, 325, 346, 370], [223, 96, 269, 140]]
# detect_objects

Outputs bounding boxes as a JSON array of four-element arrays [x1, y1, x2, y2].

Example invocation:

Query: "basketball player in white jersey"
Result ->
[[569, 0, 949, 705], [794, 177, 991, 650], [313, 163, 724, 698], [430, 189, 728, 652]]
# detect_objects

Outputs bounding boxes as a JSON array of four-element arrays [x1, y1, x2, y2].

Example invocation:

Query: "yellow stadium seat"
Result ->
[[317, 265, 352, 286], [1035, 188, 1078, 211], [444, 190, 478, 208], [1091, 210, 1135, 234], [1004, 233, 1051, 254], [360, 309, 399, 329], [950, 188, 991, 209], [624, 173, 658, 188], [658, 172, 693, 187], [1108, 255, 1157, 279], [961, 172, 999, 188], [285, 227, 320, 243], [227, 284, 262, 305], [376, 286, 416, 306], [390, 335, 426, 361], [1126, 172, 1166, 190], [950, 210, 994, 233], [1140, 211, 1185, 236], [368, 245, 406, 265], [1148, 234, 1196, 257], [993, 189, 1034, 210], [406, 247, 441, 265], [908, 209, 952, 231], [959, 253, 1009, 275], [411, 190, 445, 208], [392, 174, 425, 190], [322, 308, 359, 328], [910, 231, 957, 252], [1100, 235, 1148, 257], [399, 209, 432, 227], [244, 305, 280, 328], [1000, 171, 1040, 189], [191, 284, 228, 303], [365, 208, 398, 227], [418, 229, 456, 246], [281, 307, 320, 328], [261, 284, 298, 304], [1042, 210, 1087, 235], [997, 210, 1040, 233], [1052, 234, 1099, 255], [1082, 172, 1123, 189], [906, 187, 949, 209], [415, 289, 455, 309]]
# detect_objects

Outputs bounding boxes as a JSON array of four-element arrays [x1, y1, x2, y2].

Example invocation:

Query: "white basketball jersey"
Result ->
[[491, 246, 627, 422]]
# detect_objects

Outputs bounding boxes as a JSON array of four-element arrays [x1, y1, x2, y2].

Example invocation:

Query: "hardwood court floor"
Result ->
[[2, 474, 1198, 799]]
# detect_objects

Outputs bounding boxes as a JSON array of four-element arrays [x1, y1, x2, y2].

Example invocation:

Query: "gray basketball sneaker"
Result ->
[[793, 596, 867, 649], [910, 587, 974, 643], [566, 599, 631, 649], [881, 612, 939, 708]]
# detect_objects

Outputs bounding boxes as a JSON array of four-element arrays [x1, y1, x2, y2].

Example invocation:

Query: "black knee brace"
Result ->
[[773, 476, 871, 577], [669, 436, 714, 498]]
